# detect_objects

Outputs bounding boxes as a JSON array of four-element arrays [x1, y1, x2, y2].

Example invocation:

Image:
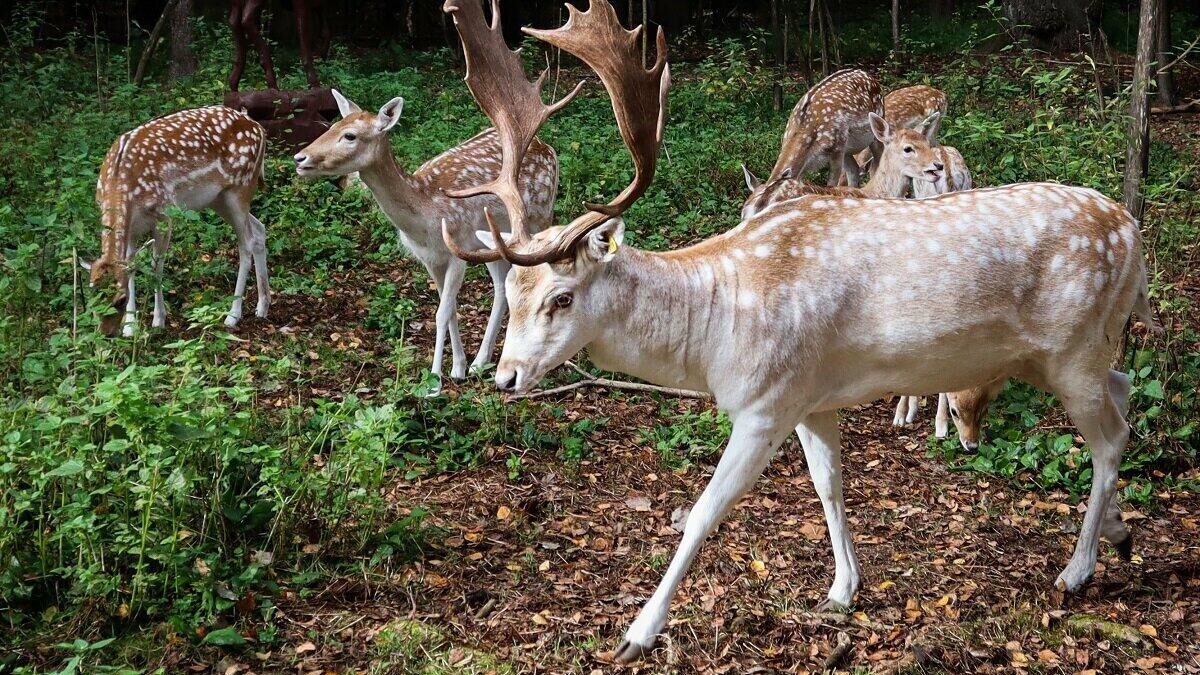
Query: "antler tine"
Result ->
[[503, 0, 671, 267], [442, 0, 583, 263]]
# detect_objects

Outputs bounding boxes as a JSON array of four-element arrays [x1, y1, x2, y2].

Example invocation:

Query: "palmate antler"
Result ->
[[444, 0, 670, 267]]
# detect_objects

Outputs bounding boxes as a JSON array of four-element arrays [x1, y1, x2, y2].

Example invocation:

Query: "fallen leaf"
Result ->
[[877, 580, 895, 591], [295, 642, 316, 655], [1139, 624, 1158, 637], [625, 496, 652, 512], [799, 522, 826, 541], [496, 505, 511, 520], [749, 559, 768, 579]]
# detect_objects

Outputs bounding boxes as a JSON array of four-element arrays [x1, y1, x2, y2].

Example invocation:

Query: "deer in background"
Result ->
[[853, 84, 948, 170], [770, 69, 884, 188], [445, 0, 1158, 664], [893, 144, 976, 429], [293, 81, 565, 388], [84, 106, 269, 337], [741, 111, 944, 220]]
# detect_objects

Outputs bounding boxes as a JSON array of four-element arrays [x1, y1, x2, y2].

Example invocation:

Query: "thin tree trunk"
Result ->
[[133, 0, 182, 86], [1123, 0, 1156, 220], [892, 0, 900, 51], [772, 0, 783, 111], [1155, 0, 1175, 107], [168, 0, 196, 82]]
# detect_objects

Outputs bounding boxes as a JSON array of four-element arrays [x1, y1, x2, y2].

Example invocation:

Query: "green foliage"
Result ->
[[0, 7, 1196, 671]]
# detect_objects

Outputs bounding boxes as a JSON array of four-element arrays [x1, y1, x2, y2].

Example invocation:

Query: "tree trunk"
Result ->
[[168, 0, 196, 82], [772, 0, 783, 111], [132, 0, 180, 86], [892, 0, 900, 51], [1002, 0, 1104, 52], [1155, 0, 1175, 107], [1123, 0, 1156, 220]]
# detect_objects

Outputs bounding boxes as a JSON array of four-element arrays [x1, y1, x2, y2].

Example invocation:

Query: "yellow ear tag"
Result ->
[[607, 237, 619, 255]]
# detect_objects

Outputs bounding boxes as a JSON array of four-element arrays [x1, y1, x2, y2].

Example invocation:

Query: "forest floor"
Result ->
[[163, 250, 1200, 675]]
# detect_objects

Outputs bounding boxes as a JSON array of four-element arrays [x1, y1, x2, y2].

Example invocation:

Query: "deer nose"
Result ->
[[497, 370, 519, 392], [933, 161, 945, 171], [294, 153, 308, 164]]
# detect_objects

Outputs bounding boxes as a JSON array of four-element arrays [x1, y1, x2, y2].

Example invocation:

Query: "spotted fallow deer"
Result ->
[[770, 68, 884, 188], [853, 84, 948, 169], [894, 144, 978, 430], [85, 106, 269, 337], [293, 78, 565, 386], [741, 111, 944, 220], [445, 0, 1157, 665]]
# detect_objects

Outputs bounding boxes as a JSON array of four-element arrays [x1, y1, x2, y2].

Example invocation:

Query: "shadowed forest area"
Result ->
[[1, 0, 1198, 673]]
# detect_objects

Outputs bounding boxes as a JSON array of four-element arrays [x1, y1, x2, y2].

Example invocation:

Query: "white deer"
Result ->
[[447, 0, 1158, 664], [294, 82, 565, 388], [85, 106, 270, 337]]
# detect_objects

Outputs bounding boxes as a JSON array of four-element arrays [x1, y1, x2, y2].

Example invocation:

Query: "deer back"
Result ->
[[770, 69, 883, 181]]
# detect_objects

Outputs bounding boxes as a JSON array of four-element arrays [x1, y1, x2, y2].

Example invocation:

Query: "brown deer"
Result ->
[[293, 68, 568, 387], [448, 0, 1156, 664], [854, 84, 948, 171], [770, 68, 884, 187], [741, 111, 944, 220], [85, 106, 269, 337]]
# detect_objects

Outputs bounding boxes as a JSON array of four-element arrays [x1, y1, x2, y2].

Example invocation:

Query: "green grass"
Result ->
[[0, 5, 1197, 673]]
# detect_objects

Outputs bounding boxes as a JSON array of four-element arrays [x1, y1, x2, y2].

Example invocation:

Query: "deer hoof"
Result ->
[[611, 639, 653, 665], [1115, 533, 1133, 561], [224, 315, 241, 328]]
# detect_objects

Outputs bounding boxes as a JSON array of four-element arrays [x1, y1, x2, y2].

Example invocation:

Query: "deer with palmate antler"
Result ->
[[445, 0, 1158, 665], [294, 58, 573, 387], [85, 106, 270, 337]]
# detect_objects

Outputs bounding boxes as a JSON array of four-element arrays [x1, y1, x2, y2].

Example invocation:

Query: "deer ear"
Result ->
[[921, 111, 941, 142], [584, 218, 625, 263], [779, 167, 793, 180], [376, 97, 404, 132], [742, 164, 762, 192], [869, 112, 892, 144], [331, 89, 361, 118]]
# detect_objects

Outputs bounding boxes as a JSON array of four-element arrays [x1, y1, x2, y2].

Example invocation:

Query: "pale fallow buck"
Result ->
[[445, 0, 1158, 664], [85, 106, 269, 337]]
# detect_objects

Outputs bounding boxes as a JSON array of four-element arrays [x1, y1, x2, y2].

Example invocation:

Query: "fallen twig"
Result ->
[[1151, 98, 1200, 114], [823, 632, 853, 671]]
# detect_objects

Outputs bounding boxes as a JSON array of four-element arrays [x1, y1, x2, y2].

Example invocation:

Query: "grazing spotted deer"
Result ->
[[770, 68, 884, 187], [741, 111, 943, 220], [447, 0, 1157, 664], [293, 82, 564, 387], [85, 106, 269, 337]]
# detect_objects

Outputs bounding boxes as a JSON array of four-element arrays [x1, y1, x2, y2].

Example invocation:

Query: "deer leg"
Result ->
[[1052, 366, 1130, 592], [935, 393, 950, 438], [615, 413, 792, 664], [121, 240, 138, 338], [471, 259, 510, 372], [841, 152, 862, 188], [442, 259, 468, 380], [228, 0, 247, 91], [248, 214, 270, 319], [892, 395, 919, 426], [215, 195, 252, 328], [826, 154, 844, 187], [797, 410, 861, 608], [240, 0, 277, 90], [294, 0, 320, 89], [151, 224, 172, 329]]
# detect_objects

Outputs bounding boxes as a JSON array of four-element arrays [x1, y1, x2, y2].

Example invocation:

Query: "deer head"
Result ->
[[868, 111, 943, 187], [945, 379, 1006, 451], [443, 0, 669, 391], [294, 90, 404, 178]]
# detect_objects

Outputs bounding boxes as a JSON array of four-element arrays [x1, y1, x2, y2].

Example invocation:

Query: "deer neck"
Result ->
[[583, 248, 725, 394], [861, 152, 910, 198], [357, 144, 435, 231]]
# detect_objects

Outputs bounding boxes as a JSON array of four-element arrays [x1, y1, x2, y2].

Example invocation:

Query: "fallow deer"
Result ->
[[447, 0, 1157, 664], [741, 111, 943, 220], [853, 84, 948, 170], [85, 106, 269, 337], [770, 68, 884, 188], [293, 80, 566, 387]]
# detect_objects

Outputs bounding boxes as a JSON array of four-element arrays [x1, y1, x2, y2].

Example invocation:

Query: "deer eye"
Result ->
[[950, 407, 960, 419], [903, 145, 914, 154], [553, 292, 573, 310], [342, 132, 357, 142]]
